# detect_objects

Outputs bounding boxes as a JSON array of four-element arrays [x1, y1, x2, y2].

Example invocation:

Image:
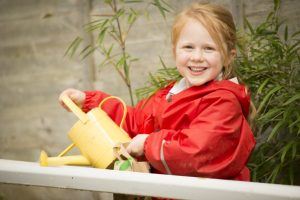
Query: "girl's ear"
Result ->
[[229, 49, 236, 62], [225, 49, 236, 66]]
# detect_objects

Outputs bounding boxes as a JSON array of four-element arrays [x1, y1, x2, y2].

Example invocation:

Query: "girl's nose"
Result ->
[[191, 50, 204, 62]]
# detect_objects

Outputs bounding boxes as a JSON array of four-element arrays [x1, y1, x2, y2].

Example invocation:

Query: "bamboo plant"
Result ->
[[236, 0, 300, 185], [65, 0, 172, 105]]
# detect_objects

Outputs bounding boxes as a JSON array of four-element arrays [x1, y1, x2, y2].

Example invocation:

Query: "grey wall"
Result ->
[[0, 0, 299, 199]]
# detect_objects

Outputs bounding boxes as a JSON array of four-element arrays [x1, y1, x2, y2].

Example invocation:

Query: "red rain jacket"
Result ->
[[82, 80, 255, 181]]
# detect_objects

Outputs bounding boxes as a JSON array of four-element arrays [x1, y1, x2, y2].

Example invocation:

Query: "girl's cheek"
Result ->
[[207, 52, 222, 63], [177, 51, 190, 60]]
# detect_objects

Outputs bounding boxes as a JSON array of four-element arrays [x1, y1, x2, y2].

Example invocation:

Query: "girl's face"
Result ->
[[175, 18, 223, 87]]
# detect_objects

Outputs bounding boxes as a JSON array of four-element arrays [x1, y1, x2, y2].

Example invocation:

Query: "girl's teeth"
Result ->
[[189, 67, 205, 72]]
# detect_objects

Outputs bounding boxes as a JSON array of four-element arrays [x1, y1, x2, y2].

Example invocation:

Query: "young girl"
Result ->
[[59, 3, 255, 181]]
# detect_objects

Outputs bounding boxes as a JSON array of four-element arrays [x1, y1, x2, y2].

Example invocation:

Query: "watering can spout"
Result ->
[[40, 151, 90, 167]]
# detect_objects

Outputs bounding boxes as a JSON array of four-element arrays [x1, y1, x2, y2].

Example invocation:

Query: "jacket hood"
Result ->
[[205, 79, 251, 117]]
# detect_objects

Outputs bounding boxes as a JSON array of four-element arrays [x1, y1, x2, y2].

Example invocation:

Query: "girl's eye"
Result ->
[[204, 47, 215, 51], [183, 45, 193, 49]]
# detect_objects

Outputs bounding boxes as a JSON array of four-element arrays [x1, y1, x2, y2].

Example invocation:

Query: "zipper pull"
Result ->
[[166, 92, 173, 102]]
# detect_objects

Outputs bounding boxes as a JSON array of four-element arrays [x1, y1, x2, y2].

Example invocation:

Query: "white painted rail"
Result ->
[[0, 159, 299, 200]]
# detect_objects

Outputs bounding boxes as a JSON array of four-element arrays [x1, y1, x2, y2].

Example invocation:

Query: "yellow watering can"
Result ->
[[39, 95, 131, 169]]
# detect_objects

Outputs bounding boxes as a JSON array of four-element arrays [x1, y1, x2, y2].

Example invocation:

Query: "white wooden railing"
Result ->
[[0, 159, 299, 200]]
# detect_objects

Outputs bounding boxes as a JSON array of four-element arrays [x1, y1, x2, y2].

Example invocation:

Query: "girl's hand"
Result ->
[[126, 134, 149, 157], [58, 88, 86, 111]]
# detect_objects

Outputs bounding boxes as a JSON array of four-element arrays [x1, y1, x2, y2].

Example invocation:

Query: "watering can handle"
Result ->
[[62, 95, 127, 127], [61, 95, 89, 124], [99, 96, 127, 128]]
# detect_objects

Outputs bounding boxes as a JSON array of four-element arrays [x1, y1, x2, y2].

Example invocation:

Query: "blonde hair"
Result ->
[[172, 3, 237, 79]]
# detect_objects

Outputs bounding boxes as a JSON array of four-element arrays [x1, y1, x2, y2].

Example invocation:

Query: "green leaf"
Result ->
[[267, 120, 285, 141], [284, 25, 288, 41], [273, 0, 280, 12], [119, 160, 132, 171], [291, 30, 300, 38], [43, 13, 53, 19], [289, 118, 300, 129], [289, 165, 294, 185], [85, 19, 109, 33], [149, 72, 160, 87], [291, 142, 297, 159], [113, 8, 125, 20], [128, 8, 138, 24], [79, 45, 92, 56], [117, 55, 126, 69], [64, 37, 83, 57], [107, 44, 114, 57], [282, 93, 300, 106], [124, 61, 130, 80], [287, 40, 300, 55], [257, 78, 270, 95], [244, 17, 254, 34], [251, 169, 257, 182], [258, 108, 283, 122], [269, 164, 281, 183], [257, 85, 282, 114], [267, 11, 275, 21], [280, 142, 293, 163], [150, 0, 172, 19], [97, 27, 108, 44], [159, 56, 168, 69], [80, 46, 97, 60]]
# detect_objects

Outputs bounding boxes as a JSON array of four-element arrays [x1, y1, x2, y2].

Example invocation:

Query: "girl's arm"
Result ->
[[82, 90, 155, 138]]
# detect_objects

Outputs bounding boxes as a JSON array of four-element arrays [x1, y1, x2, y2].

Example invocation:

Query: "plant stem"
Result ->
[[127, 82, 134, 105], [112, 0, 134, 105]]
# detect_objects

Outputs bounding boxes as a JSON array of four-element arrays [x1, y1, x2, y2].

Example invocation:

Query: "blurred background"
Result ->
[[0, 0, 299, 199]]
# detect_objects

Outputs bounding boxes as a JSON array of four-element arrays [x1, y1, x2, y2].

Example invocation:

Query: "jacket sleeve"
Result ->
[[144, 90, 255, 179], [82, 91, 155, 138]]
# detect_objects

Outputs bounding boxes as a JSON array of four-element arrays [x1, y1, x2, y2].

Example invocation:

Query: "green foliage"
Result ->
[[136, 57, 181, 100], [236, 0, 300, 185], [65, 0, 172, 105]]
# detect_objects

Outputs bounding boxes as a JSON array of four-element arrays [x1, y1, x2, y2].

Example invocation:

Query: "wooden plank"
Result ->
[[0, 159, 299, 200]]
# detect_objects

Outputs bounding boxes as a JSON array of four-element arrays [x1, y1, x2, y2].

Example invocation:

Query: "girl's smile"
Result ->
[[188, 66, 207, 75]]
